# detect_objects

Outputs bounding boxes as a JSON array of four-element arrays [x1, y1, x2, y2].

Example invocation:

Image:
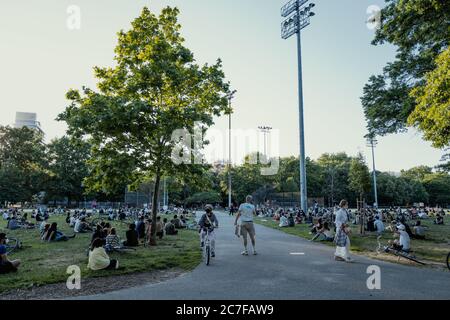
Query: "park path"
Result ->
[[75, 212, 450, 300]]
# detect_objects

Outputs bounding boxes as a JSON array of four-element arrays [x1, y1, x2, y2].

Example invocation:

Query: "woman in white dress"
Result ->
[[334, 200, 352, 262]]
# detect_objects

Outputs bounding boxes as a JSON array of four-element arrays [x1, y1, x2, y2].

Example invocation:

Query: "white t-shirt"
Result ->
[[239, 203, 256, 222], [399, 231, 410, 250], [279, 215, 289, 227], [74, 219, 81, 232], [374, 220, 384, 232], [334, 209, 348, 229], [2, 212, 9, 220]]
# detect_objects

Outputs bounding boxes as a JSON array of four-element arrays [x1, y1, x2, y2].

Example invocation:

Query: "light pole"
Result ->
[[281, 0, 315, 213], [227, 90, 237, 212], [367, 137, 379, 209], [258, 126, 272, 157]]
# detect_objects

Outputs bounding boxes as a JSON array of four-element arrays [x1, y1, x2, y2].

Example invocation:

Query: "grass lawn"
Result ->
[[0, 214, 201, 293], [255, 215, 450, 266]]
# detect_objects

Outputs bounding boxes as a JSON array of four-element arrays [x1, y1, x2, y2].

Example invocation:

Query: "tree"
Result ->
[[408, 47, 450, 148], [46, 136, 90, 206], [58, 7, 231, 245], [362, 0, 449, 136], [0, 126, 49, 203], [400, 166, 433, 181], [348, 153, 371, 203], [317, 153, 352, 206], [185, 191, 221, 206], [422, 173, 450, 206]]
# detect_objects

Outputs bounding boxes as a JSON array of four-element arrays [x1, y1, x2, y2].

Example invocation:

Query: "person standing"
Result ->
[[334, 200, 352, 262], [235, 195, 257, 256]]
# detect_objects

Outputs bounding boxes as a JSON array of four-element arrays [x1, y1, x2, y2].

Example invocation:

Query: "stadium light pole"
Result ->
[[281, 0, 315, 213], [258, 126, 272, 157], [367, 137, 379, 209], [227, 90, 237, 211]]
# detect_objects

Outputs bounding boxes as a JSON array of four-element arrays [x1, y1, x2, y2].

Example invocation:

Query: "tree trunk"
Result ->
[[150, 173, 161, 246]]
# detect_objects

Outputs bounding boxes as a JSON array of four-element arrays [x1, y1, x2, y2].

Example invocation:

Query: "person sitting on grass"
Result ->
[[412, 220, 426, 240], [310, 218, 323, 235], [156, 216, 164, 239], [91, 225, 106, 245], [434, 214, 444, 225], [0, 233, 21, 274], [164, 218, 178, 235], [279, 213, 289, 228], [123, 223, 139, 247], [74, 217, 92, 233], [42, 222, 76, 242], [287, 213, 296, 227], [105, 228, 121, 252], [88, 238, 119, 271], [6, 215, 20, 230], [388, 224, 411, 253], [311, 222, 334, 242], [374, 216, 385, 237], [172, 215, 184, 229], [39, 216, 49, 234]]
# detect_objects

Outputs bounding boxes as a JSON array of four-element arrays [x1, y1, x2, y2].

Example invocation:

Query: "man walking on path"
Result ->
[[235, 195, 257, 256]]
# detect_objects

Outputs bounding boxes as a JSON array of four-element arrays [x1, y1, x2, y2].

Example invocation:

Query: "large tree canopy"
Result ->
[[362, 0, 450, 137], [58, 7, 231, 244]]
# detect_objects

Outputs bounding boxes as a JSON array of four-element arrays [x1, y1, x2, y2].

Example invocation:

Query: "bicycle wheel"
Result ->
[[446, 252, 450, 271], [204, 244, 211, 266]]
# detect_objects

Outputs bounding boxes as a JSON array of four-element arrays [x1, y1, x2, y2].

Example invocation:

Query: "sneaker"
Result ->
[[241, 250, 249, 256], [334, 256, 345, 262], [253, 250, 258, 256]]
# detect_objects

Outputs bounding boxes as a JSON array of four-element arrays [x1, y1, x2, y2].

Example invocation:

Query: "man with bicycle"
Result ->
[[198, 205, 219, 258]]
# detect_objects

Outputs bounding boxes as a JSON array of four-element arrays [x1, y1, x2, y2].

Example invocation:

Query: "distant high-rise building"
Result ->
[[14, 112, 43, 134]]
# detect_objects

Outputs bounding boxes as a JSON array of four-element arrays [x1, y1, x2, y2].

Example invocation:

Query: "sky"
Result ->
[[0, 0, 445, 172]]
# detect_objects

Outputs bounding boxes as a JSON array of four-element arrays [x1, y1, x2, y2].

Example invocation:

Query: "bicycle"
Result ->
[[376, 236, 426, 266], [202, 227, 215, 266]]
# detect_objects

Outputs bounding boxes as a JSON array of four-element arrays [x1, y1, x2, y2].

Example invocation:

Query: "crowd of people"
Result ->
[[0, 205, 196, 274]]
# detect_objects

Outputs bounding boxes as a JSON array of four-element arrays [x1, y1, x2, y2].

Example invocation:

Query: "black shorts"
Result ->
[[0, 261, 17, 274]]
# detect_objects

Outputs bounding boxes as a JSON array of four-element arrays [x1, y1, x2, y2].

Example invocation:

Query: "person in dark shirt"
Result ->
[[123, 223, 139, 247], [0, 233, 21, 274], [136, 216, 145, 239]]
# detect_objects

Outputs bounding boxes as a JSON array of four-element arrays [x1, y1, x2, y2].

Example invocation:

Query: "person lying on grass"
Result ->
[[42, 222, 76, 242], [88, 238, 119, 271], [0, 233, 21, 274]]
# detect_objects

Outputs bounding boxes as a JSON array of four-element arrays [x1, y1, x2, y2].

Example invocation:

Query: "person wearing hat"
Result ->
[[391, 224, 411, 252], [0, 233, 21, 274], [198, 205, 219, 257]]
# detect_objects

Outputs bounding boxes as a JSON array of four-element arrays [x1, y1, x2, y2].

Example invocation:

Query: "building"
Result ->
[[14, 112, 43, 134]]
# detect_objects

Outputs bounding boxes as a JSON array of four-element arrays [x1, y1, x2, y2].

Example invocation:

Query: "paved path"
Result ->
[[77, 212, 450, 300]]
